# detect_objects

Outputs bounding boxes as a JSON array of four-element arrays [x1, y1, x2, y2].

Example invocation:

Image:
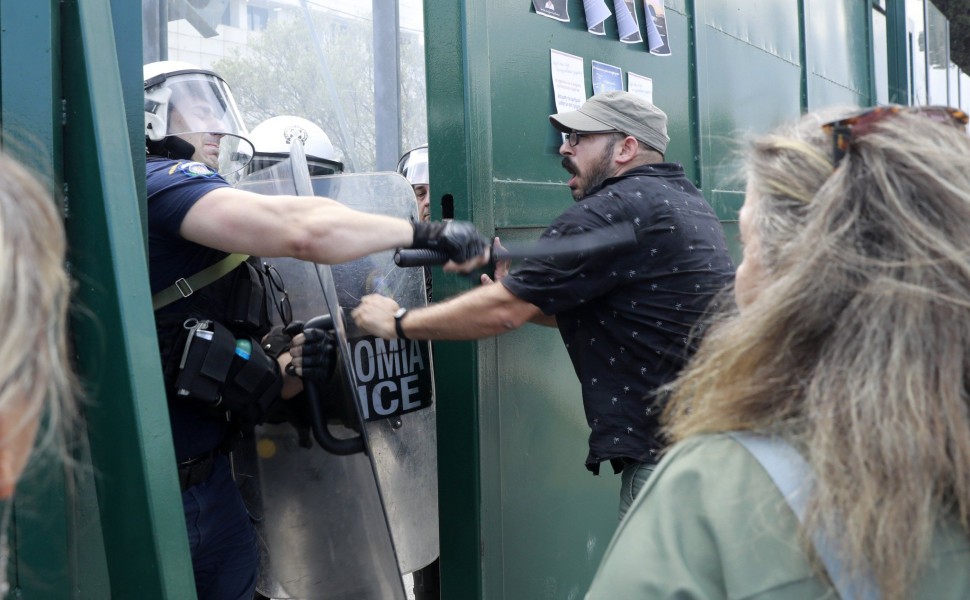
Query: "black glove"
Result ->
[[300, 328, 337, 384], [285, 320, 338, 385], [412, 220, 488, 263]]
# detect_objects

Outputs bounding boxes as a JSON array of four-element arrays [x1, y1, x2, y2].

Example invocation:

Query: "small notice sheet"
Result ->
[[627, 72, 654, 103], [551, 49, 587, 114], [592, 61, 623, 95]]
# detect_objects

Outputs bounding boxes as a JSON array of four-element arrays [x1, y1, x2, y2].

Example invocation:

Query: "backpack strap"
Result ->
[[152, 253, 250, 311], [728, 432, 881, 600]]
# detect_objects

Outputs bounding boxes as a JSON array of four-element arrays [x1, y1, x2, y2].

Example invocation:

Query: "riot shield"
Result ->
[[232, 146, 436, 599], [310, 173, 439, 575]]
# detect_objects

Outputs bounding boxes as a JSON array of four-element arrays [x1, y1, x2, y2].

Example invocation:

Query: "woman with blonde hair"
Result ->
[[586, 106, 970, 600], [0, 153, 77, 596]]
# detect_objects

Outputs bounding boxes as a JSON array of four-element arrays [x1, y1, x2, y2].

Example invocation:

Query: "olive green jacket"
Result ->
[[586, 434, 970, 599]]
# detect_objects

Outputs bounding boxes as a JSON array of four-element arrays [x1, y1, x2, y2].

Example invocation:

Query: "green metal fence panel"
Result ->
[[61, 0, 197, 597], [887, 0, 910, 104], [426, 0, 701, 597], [804, 0, 872, 108], [694, 0, 803, 221]]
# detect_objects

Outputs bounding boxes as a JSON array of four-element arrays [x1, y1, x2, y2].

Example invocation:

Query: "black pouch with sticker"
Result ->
[[174, 318, 282, 425]]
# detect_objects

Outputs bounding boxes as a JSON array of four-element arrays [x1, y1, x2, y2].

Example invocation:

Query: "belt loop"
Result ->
[[175, 278, 193, 298]]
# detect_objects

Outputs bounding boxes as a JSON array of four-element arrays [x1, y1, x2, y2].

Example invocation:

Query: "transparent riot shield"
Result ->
[[231, 142, 425, 600], [309, 173, 439, 576]]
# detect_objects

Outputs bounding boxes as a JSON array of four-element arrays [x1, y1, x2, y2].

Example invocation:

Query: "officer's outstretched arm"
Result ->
[[179, 187, 487, 269]]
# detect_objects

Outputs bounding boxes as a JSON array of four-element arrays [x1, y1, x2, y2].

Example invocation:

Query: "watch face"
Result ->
[[394, 307, 407, 318]]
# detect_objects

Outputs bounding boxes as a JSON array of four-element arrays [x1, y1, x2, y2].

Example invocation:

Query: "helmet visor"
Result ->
[[397, 147, 429, 186], [161, 72, 254, 175]]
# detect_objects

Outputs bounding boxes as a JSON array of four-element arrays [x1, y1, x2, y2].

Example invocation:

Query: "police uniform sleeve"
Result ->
[[147, 159, 231, 239], [585, 435, 825, 600]]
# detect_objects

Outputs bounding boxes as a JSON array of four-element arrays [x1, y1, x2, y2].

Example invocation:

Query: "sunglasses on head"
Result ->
[[821, 105, 969, 165]]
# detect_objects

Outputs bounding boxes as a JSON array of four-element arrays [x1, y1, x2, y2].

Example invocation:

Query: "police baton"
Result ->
[[393, 221, 638, 268]]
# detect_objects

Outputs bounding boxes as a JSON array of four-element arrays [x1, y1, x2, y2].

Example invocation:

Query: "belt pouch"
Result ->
[[222, 339, 283, 424], [174, 319, 236, 406]]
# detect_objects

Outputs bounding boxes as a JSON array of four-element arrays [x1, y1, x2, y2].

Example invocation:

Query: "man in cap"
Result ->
[[350, 91, 734, 517]]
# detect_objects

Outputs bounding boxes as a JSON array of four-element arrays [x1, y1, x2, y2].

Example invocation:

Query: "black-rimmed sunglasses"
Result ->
[[821, 105, 969, 165], [262, 262, 293, 326], [567, 129, 621, 147]]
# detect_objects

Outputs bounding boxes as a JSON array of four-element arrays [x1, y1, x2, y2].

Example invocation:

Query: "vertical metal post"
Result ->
[[886, 0, 910, 104], [866, 2, 876, 105], [374, 0, 402, 170], [797, 0, 809, 111], [685, 0, 702, 190], [63, 0, 198, 596]]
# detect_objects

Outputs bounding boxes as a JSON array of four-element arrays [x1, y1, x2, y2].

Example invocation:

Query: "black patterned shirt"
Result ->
[[502, 164, 734, 474]]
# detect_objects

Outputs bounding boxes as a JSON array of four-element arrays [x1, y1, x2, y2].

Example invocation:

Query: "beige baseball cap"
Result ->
[[549, 91, 669, 154]]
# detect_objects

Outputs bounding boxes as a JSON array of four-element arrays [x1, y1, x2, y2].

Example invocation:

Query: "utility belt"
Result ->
[[177, 449, 218, 492]]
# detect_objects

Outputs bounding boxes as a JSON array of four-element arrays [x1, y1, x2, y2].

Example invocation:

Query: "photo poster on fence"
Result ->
[[644, 0, 671, 55], [584, 0, 611, 35], [627, 72, 654, 103], [614, 0, 642, 43], [592, 61, 623, 95], [534, 0, 570, 22]]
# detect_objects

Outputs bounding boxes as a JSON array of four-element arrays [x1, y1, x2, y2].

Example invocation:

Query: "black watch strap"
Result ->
[[394, 307, 409, 340]]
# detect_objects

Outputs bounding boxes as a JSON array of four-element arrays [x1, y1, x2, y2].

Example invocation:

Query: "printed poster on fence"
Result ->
[[592, 61, 623, 95], [645, 0, 671, 55], [613, 0, 641, 43], [534, 0, 569, 22], [584, 0, 611, 35]]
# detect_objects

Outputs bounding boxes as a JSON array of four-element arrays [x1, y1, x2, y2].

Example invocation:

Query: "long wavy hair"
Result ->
[[0, 154, 76, 479], [663, 108, 970, 599]]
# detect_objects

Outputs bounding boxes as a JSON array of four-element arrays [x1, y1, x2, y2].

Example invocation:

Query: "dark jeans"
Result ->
[[182, 454, 258, 600], [618, 460, 656, 520]]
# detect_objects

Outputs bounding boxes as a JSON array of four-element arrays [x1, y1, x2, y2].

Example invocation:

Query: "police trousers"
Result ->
[[182, 454, 258, 600]]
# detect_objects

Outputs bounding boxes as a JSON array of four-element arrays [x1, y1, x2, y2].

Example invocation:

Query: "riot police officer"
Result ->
[[246, 114, 344, 177], [143, 61, 487, 600], [397, 144, 430, 222]]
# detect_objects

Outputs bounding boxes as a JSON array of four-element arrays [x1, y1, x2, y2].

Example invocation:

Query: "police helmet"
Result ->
[[248, 115, 344, 176], [396, 144, 429, 186], [143, 60, 254, 176]]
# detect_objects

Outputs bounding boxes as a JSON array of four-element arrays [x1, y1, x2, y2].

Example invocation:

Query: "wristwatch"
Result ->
[[394, 307, 409, 340]]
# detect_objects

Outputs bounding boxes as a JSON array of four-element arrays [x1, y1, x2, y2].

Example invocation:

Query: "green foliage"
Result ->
[[215, 12, 427, 172]]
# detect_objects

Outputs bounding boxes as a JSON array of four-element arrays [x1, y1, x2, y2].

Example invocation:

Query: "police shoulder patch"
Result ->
[[174, 161, 218, 178]]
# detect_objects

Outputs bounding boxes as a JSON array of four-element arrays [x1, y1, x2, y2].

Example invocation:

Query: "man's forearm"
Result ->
[[399, 283, 544, 341]]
